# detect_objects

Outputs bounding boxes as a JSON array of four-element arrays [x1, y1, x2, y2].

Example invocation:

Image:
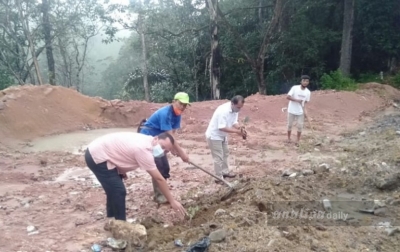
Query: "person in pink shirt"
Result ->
[[84, 131, 187, 221]]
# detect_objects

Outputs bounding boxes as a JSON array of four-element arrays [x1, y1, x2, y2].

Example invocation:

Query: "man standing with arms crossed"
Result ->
[[286, 75, 311, 146], [138, 92, 190, 203], [205, 95, 247, 183]]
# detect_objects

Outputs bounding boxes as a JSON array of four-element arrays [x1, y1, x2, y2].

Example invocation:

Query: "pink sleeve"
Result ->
[[135, 148, 157, 171]]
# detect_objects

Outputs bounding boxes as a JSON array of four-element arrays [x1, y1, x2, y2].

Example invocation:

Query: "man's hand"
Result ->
[[120, 173, 128, 180], [240, 126, 247, 139], [180, 153, 189, 163], [170, 199, 188, 219]]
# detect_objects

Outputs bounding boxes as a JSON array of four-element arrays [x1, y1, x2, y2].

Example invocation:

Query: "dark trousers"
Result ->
[[85, 149, 127, 221], [154, 154, 170, 179]]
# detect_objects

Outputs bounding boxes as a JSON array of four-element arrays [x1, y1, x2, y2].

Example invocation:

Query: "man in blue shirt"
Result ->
[[138, 92, 190, 203]]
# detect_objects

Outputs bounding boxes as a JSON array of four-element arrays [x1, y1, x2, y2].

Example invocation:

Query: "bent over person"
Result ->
[[84, 131, 187, 221], [205, 95, 247, 183], [138, 92, 190, 203], [286, 75, 311, 146]]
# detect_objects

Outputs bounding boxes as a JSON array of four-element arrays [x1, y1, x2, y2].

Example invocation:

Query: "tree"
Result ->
[[41, 0, 56, 85], [339, 0, 355, 76], [206, 0, 221, 99], [218, 0, 284, 95]]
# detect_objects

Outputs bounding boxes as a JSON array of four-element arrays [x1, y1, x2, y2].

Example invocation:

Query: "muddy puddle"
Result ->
[[20, 128, 136, 154]]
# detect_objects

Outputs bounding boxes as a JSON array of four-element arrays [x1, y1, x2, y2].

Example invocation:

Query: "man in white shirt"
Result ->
[[205, 95, 247, 183], [286, 75, 311, 146]]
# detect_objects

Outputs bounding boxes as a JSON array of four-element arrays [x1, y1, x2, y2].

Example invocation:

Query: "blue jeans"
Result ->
[[85, 149, 127, 221]]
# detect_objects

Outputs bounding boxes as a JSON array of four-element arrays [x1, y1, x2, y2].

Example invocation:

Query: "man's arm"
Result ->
[[147, 169, 187, 218], [165, 130, 189, 162], [218, 114, 244, 136], [287, 95, 302, 103], [286, 86, 302, 103]]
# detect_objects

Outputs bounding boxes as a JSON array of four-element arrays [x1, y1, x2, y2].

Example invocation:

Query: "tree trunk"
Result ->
[[17, 0, 43, 85], [254, 59, 266, 95], [339, 0, 355, 76], [207, 0, 220, 100], [42, 0, 56, 85], [139, 12, 150, 102], [57, 36, 70, 87]]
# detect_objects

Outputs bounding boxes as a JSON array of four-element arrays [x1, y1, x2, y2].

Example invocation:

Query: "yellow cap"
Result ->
[[174, 92, 190, 104]]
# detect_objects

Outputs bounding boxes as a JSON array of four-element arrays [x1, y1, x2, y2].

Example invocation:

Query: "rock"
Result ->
[[282, 170, 294, 177], [27, 225, 36, 233], [174, 239, 184, 247], [214, 209, 226, 216], [391, 200, 400, 206], [374, 208, 387, 216], [108, 219, 147, 247], [374, 172, 400, 190], [289, 173, 297, 178], [374, 200, 386, 209], [315, 224, 327, 231], [27, 225, 39, 235], [209, 229, 227, 243], [386, 227, 399, 236], [302, 169, 314, 176], [315, 163, 330, 173], [75, 218, 89, 226], [106, 237, 127, 249], [2, 93, 16, 101], [396, 131, 400, 135], [0, 101, 5, 110], [267, 239, 275, 247], [359, 131, 366, 136], [322, 199, 332, 211]]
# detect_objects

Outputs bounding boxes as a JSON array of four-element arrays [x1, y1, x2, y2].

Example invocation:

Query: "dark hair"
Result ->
[[157, 132, 175, 145], [301, 75, 310, 80], [231, 95, 245, 105]]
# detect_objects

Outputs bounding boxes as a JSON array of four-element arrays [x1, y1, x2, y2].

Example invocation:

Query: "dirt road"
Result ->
[[1, 83, 400, 251]]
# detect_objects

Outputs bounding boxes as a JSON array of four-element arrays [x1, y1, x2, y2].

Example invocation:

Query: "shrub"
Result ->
[[320, 70, 358, 91]]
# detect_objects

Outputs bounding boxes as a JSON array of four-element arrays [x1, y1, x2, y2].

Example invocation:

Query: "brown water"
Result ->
[[20, 128, 136, 154]]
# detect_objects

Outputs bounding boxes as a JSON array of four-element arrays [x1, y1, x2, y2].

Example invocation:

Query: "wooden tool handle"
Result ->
[[189, 162, 233, 188]]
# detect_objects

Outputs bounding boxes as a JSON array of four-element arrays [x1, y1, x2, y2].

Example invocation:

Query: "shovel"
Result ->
[[188, 161, 236, 201]]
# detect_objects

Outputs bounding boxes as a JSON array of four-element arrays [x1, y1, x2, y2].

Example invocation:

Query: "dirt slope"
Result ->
[[1, 82, 399, 143]]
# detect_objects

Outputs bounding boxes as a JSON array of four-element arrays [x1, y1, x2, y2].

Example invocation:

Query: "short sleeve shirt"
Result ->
[[287, 85, 311, 115], [140, 105, 181, 136], [87, 132, 157, 174], [205, 102, 239, 140]]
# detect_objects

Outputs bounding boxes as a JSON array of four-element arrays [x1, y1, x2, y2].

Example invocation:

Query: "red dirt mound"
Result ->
[[1, 82, 399, 142], [0, 85, 107, 142]]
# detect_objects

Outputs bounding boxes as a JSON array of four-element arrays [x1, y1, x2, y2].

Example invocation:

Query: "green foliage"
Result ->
[[320, 70, 358, 91], [0, 69, 14, 90], [356, 73, 382, 84], [388, 72, 400, 89]]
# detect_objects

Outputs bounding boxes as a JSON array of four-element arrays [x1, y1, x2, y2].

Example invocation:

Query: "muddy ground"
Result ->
[[1, 84, 400, 251]]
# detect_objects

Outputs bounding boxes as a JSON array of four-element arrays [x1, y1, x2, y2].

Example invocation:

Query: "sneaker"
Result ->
[[222, 172, 237, 178]]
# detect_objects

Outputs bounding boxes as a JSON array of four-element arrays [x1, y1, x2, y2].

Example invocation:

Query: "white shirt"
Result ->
[[287, 85, 311, 115], [205, 102, 239, 141]]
